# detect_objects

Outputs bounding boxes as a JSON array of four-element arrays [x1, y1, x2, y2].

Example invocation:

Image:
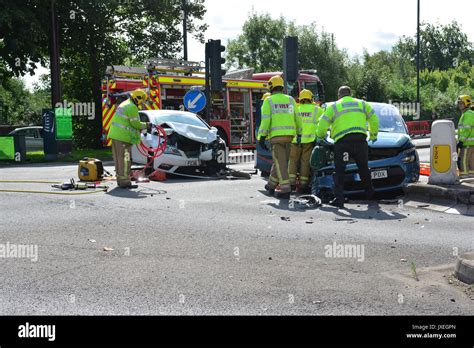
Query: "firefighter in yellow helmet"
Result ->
[[257, 75, 299, 199], [456, 95, 474, 177], [288, 89, 324, 193], [107, 89, 152, 189]]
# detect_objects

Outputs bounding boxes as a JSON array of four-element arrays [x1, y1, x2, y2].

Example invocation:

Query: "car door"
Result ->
[[22, 128, 42, 152]]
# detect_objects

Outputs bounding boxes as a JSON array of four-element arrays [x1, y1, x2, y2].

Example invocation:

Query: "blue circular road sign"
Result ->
[[183, 90, 206, 113]]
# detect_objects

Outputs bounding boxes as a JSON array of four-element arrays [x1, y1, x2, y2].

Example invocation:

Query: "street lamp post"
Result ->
[[416, 0, 420, 120], [49, 0, 61, 108]]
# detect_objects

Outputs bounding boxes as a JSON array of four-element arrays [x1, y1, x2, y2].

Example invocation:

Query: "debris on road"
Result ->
[[103, 247, 114, 252], [305, 220, 314, 224], [88, 239, 96, 243], [334, 217, 355, 222], [400, 258, 408, 262], [379, 198, 401, 204], [281, 217, 290, 222], [291, 195, 322, 209]]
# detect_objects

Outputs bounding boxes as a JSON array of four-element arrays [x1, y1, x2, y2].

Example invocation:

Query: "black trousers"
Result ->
[[333, 133, 374, 202]]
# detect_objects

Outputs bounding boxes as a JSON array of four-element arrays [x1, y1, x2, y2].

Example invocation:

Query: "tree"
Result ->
[[226, 13, 349, 100], [393, 21, 474, 71], [226, 12, 288, 72], [296, 24, 348, 101], [0, 0, 208, 148]]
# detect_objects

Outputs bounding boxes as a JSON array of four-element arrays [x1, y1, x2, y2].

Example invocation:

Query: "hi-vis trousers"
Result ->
[[459, 146, 474, 176], [112, 139, 132, 188], [267, 142, 292, 193], [289, 143, 314, 189]]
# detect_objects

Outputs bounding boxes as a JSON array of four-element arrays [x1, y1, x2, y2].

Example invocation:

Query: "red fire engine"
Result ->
[[101, 60, 324, 149]]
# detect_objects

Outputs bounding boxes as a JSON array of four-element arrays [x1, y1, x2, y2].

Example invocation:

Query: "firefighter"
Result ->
[[288, 89, 323, 193], [456, 95, 474, 177], [316, 86, 379, 208], [258, 76, 299, 199], [107, 89, 151, 189]]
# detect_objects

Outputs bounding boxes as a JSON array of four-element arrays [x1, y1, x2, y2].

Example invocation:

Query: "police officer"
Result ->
[[316, 86, 379, 208], [107, 89, 151, 189], [457, 95, 474, 177], [258, 76, 299, 199], [288, 89, 323, 193]]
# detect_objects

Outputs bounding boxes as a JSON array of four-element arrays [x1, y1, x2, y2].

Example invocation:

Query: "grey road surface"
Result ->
[[0, 163, 472, 315]]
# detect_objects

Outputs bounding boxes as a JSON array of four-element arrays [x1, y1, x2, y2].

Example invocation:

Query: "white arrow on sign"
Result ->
[[187, 93, 203, 110]]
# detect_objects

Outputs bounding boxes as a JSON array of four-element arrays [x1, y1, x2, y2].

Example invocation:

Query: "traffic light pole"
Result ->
[[205, 40, 211, 121], [182, 0, 188, 61]]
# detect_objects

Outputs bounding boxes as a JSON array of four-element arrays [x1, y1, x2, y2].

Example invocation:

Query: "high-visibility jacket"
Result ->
[[293, 103, 324, 144], [458, 108, 474, 146], [257, 93, 298, 140], [316, 96, 379, 143], [107, 99, 147, 145]]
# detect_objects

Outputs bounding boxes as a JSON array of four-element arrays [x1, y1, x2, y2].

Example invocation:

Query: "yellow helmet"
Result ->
[[268, 75, 284, 90], [261, 92, 271, 100], [131, 89, 148, 105], [299, 89, 313, 101], [457, 95, 471, 107]]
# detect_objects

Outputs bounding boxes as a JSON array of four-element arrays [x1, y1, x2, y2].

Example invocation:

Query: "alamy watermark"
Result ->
[[55, 100, 95, 120], [216, 148, 256, 164], [324, 241, 365, 262], [0, 242, 38, 262], [385, 100, 421, 120]]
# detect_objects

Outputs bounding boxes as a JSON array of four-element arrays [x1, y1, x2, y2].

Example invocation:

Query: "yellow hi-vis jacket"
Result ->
[[458, 108, 474, 146], [293, 103, 324, 144], [258, 92, 298, 140], [107, 99, 147, 145], [316, 97, 379, 143]]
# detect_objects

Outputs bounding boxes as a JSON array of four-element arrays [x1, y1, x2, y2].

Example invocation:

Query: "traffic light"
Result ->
[[208, 39, 226, 91], [283, 36, 298, 83]]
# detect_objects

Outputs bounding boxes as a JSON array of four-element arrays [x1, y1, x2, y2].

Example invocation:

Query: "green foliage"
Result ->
[[394, 21, 474, 71], [226, 12, 289, 72], [226, 13, 349, 100], [0, 0, 207, 148]]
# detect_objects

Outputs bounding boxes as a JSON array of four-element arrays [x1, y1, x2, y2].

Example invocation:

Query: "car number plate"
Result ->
[[371, 170, 388, 179], [187, 160, 199, 166], [353, 170, 388, 181]]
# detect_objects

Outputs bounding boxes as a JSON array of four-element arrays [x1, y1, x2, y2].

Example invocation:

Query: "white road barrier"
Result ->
[[428, 120, 458, 185]]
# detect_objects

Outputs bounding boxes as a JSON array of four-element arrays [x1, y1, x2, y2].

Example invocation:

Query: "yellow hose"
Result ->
[[0, 180, 62, 184], [0, 179, 109, 195], [0, 188, 108, 195]]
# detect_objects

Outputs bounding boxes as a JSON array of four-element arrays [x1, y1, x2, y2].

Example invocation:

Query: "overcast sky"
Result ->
[[23, 0, 474, 89]]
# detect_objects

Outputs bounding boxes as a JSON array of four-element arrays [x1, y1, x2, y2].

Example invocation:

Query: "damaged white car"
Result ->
[[132, 110, 227, 175]]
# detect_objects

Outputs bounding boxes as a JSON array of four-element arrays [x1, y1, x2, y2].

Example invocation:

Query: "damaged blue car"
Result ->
[[255, 102, 420, 199]]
